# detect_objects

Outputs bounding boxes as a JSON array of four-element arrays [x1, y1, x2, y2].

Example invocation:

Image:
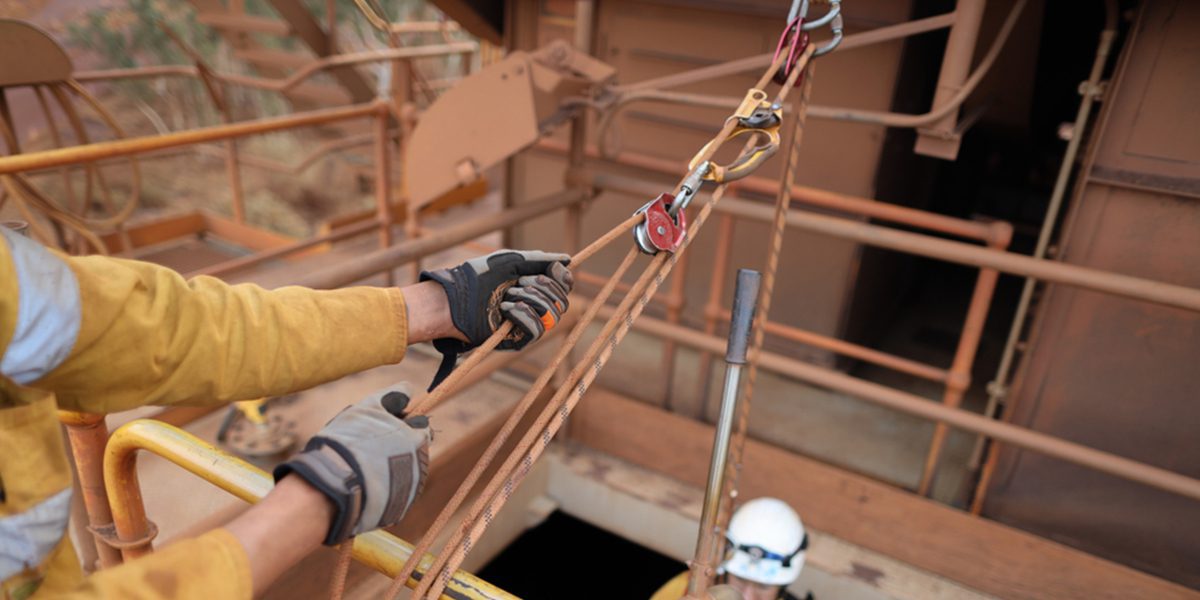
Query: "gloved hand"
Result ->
[[421, 249, 573, 389], [273, 383, 431, 546]]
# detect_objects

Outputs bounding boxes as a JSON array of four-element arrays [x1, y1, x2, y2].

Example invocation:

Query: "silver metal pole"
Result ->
[[687, 269, 762, 599]]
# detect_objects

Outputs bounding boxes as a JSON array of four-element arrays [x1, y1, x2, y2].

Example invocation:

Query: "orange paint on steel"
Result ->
[[601, 173, 1200, 314], [215, 43, 476, 94], [373, 103, 394, 285], [713, 58, 815, 586], [418, 50, 803, 600], [296, 188, 588, 290], [716, 308, 948, 383], [388, 214, 641, 594], [101, 420, 515, 598], [697, 213, 737, 420], [0, 103, 381, 175], [74, 65, 199, 82], [917, 229, 1010, 496], [59, 411, 123, 568], [614, 12, 956, 94], [187, 219, 381, 278], [538, 140, 998, 243], [600, 308, 1200, 503], [386, 246, 640, 599]]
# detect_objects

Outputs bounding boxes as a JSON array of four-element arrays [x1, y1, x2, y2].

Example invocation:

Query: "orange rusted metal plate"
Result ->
[[405, 42, 613, 209], [0, 19, 73, 87], [985, 0, 1200, 589], [406, 51, 541, 209]]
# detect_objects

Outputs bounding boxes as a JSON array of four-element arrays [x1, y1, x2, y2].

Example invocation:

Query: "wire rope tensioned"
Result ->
[[713, 62, 816, 560], [378, 226, 643, 600], [415, 49, 812, 600]]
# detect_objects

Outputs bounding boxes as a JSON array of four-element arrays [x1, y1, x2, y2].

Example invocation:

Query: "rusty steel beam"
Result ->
[[593, 174, 1200, 314], [590, 305, 1200, 502], [714, 307, 949, 383], [608, 1, 1023, 131], [59, 411, 123, 568], [75, 65, 199, 82], [913, 0, 987, 158], [537, 140, 999, 243], [614, 11, 957, 94], [0, 103, 382, 175], [296, 188, 588, 289], [75, 43, 475, 96], [187, 219, 380, 278], [217, 42, 476, 94]]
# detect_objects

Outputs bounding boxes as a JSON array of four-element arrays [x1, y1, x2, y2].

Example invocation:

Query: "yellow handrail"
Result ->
[[102, 419, 519, 600]]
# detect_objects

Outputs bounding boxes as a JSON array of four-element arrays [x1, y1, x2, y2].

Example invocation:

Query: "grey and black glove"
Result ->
[[421, 249, 574, 390], [273, 383, 431, 546]]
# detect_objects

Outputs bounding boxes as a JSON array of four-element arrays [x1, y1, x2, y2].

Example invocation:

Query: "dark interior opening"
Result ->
[[477, 511, 686, 599], [849, 0, 1119, 402]]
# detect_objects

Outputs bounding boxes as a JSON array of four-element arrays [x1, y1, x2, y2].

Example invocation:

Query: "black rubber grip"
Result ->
[[725, 269, 762, 365]]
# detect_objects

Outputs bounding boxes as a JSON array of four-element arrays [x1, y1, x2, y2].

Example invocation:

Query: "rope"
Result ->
[[384, 244, 640, 599], [328, 541, 355, 600], [415, 47, 813, 600], [328, 29, 818, 599], [335, 212, 640, 599], [714, 58, 816, 557]]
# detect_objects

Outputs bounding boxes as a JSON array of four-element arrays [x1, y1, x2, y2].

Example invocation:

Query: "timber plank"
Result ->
[[571, 389, 1200, 600]]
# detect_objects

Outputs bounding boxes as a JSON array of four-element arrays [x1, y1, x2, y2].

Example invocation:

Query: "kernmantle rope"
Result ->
[[328, 41, 818, 600]]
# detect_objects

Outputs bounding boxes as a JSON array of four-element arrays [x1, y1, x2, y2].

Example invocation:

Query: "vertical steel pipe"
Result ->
[[687, 270, 761, 599], [373, 102, 395, 286], [556, 0, 598, 418], [916, 263, 1003, 496], [918, 225, 1011, 497], [914, 0, 986, 153], [698, 214, 736, 420], [59, 411, 123, 568]]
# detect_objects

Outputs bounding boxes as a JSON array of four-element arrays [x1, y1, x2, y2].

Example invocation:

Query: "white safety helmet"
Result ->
[[719, 497, 807, 587]]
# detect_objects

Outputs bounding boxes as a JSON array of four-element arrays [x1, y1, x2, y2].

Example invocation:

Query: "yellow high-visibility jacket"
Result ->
[[0, 228, 409, 599]]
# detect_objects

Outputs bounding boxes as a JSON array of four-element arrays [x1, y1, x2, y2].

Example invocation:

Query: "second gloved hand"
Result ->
[[274, 383, 430, 545], [421, 249, 573, 388]]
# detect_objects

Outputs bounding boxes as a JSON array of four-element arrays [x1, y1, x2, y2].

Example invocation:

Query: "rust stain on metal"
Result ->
[[849, 562, 886, 587]]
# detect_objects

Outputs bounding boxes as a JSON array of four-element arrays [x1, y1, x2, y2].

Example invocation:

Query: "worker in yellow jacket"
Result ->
[[0, 225, 573, 599]]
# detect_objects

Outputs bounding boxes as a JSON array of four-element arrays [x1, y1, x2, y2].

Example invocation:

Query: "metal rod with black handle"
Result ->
[[686, 268, 762, 599]]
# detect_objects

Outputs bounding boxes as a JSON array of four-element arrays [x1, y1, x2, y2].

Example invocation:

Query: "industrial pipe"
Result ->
[[59, 411, 123, 568], [687, 270, 761, 598], [715, 308, 949, 383], [101, 419, 517, 599], [0, 103, 382, 175], [297, 188, 587, 289], [615, 12, 958, 94], [595, 174, 1200, 313], [590, 305, 1200, 502], [607, 0, 1025, 129], [537, 140, 998, 243]]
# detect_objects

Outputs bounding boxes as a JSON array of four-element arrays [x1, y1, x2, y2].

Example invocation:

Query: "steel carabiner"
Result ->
[[686, 90, 783, 184]]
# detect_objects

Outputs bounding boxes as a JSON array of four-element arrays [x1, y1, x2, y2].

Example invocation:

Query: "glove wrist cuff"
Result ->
[[273, 442, 364, 546]]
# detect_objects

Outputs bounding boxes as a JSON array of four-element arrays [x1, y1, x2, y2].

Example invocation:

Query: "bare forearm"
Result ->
[[225, 475, 334, 597], [401, 280, 467, 344]]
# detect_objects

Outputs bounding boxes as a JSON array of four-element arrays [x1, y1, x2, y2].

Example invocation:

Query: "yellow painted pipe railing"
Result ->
[[102, 419, 519, 600]]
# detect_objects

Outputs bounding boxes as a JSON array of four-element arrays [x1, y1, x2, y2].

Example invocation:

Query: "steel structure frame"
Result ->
[[4, 1, 1198, 597]]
